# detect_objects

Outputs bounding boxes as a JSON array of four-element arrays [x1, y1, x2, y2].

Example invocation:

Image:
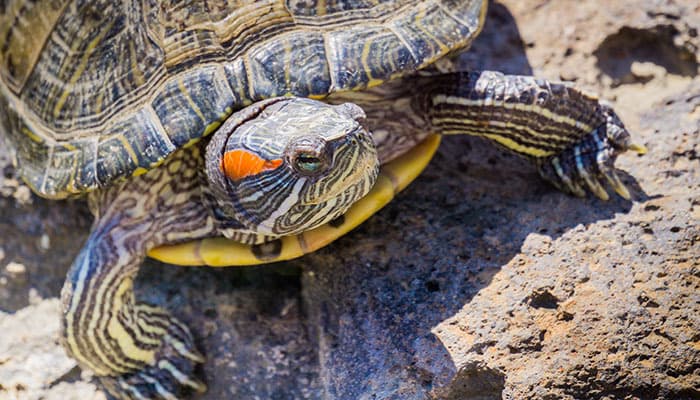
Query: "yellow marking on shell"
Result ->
[[356, 30, 398, 89], [66, 163, 78, 193], [61, 142, 77, 151], [133, 167, 149, 177], [283, 40, 293, 89], [415, 8, 449, 58], [148, 135, 441, 266], [63, 147, 79, 193], [94, 89, 105, 114], [317, 0, 327, 16], [366, 78, 385, 89], [360, 39, 377, 89], [53, 21, 115, 118], [204, 121, 222, 136], [178, 79, 206, 123], [477, 0, 489, 32], [137, 154, 169, 174], [243, 55, 257, 101], [129, 40, 146, 87], [234, 68, 250, 104], [203, 107, 233, 137], [21, 127, 43, 143], [118, 136, 140, 166], [183, 137, 201, 148]]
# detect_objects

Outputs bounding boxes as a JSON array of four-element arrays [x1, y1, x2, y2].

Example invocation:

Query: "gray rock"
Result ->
[[0, 299, 106, 400], [1, 0, 698, 399]]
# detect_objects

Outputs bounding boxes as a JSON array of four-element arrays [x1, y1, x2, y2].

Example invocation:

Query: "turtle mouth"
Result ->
[[307, 155, 377, 205]]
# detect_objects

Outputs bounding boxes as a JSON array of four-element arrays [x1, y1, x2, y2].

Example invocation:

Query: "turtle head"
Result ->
[[205, 97, 378, 238]]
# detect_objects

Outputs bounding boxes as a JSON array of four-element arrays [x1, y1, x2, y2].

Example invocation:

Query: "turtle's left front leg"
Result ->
[[417, 71, 646, 199], [60, 146, 216, 399]]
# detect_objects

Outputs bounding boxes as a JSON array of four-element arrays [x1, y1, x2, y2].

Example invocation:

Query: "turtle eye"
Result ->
[[294, 153, 325, 175]]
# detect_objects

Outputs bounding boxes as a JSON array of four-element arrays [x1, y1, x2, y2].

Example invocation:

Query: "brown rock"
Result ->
[[1, 1, 698, 399]]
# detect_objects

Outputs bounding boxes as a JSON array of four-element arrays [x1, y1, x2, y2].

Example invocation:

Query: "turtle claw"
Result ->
[[584, 176, 610, 201], [538, 105, 641, 200], [100, 352, 206, 400], [627, 142, 648, 155], [598, 159, 631, 200], [549, 157, 586, 197], [575, 144, 609, 200], [99, 309, 206, 400], [604, 170, 631, 200]]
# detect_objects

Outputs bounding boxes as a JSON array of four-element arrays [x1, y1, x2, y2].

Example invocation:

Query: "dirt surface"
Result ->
[[1, 1, 698, 399]]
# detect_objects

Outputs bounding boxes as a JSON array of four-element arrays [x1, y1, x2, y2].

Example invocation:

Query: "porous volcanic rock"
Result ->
[[1, 1, 698, 399]]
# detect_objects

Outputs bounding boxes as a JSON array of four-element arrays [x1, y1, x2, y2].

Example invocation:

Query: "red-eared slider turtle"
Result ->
[[0, 0, 646, 398]]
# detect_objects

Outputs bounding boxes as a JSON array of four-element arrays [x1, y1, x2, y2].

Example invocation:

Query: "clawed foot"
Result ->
[[99, 310, 206, 400], [538, 105, 646, 200]]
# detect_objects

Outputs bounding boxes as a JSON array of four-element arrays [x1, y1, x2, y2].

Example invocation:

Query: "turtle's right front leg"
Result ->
[[417, 71, 647, 199], [60, 147, 215, 400]]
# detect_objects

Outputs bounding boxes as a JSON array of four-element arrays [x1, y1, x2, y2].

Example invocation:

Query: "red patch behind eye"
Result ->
[[220, 149, 283, 181]]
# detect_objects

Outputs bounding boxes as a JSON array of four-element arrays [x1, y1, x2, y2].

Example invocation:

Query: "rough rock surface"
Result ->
[[1, 1, 698, 399]]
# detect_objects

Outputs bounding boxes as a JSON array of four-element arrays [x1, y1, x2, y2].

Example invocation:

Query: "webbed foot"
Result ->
[[537, 105, 646, 200], [98, 307, 206, 400]]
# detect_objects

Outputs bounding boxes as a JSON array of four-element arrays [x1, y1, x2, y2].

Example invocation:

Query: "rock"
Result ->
[[0, 0, 699, 399], [0, 299, 105, 400], [12, 185, 32, 206], [39, 234, 51, 252], [5, 262, 26, 276]]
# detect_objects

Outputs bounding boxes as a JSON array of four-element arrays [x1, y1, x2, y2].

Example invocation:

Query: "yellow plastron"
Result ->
[[148, 134, 441, 266]]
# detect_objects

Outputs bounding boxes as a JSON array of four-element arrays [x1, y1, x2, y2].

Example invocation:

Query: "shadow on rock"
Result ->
[[0, 193, 91, 312], [299, 133, 638, 399], [457, 1, 534, 75]]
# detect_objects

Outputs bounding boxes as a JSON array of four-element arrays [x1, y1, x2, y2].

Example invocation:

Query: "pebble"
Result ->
[[5, 261, 26, 275], [28, 287, 42, 305], [39, 234, 51, 251], [630, 61, 666, 80], [13, 185, 32, 204]]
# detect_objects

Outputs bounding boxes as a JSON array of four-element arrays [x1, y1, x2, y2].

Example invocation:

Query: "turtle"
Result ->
[[0, 0, 647, 398]]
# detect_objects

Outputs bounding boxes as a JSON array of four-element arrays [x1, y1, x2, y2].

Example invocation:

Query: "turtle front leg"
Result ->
[[60, 147, 215, 399], [62, 243, 206, 399], [535, 103, 647, 200], [419, 71, 646, 199]]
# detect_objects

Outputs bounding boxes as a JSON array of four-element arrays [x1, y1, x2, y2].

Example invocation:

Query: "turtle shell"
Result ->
[[0, 0, 486, 198]]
